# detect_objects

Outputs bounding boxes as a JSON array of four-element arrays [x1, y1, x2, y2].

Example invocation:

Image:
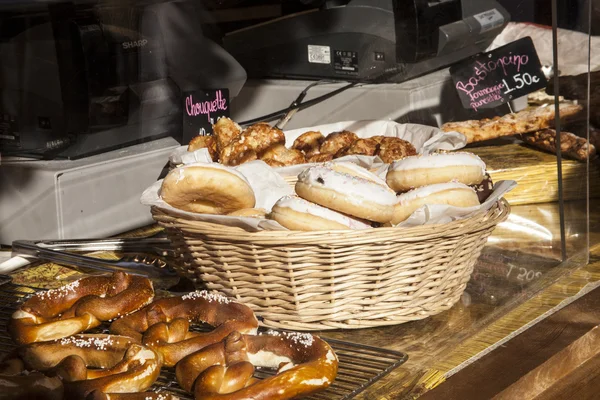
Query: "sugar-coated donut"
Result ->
[[160, 164, 255, 214], [270, 196, 372, 231], [391, 182, 480, 224], [386, 152, 486, 192], [296, 165, 396, 223], [327, 161, 387, 185]]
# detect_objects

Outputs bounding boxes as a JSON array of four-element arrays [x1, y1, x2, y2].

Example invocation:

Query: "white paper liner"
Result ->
[[168, 120, 467, 174], [143, 158, 516, 232], [394, 180, 517, 227]]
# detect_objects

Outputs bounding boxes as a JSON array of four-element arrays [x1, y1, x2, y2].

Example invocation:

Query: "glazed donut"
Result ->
[[160, 164, 256, 214], [296, 165, 397, 223], [176, 330, 338, 400], [270, 196, 372, 231], [327, 161, 387, 185], [9, 272, 154, 345], [0, 354, 63, 400], [386, 152, 486, 192], [110, 291, 259, 367], [18, 334, 161, 400], [471, 173, 494, 203], [391, 182, 480, 224]]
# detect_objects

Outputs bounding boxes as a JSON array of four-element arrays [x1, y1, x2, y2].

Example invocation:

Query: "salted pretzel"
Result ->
[[14, 334, 161, 400], [0, 354, 64, 400], [110, 291, 259, 367], [176, 330, 338, 400], [9, 272, 154, 345], [220, 123, 285, 166]]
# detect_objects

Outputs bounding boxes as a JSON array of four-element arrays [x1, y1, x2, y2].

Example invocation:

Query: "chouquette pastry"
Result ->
[[296, 165, 396, 223], [270, 196, 372, 231], [391, 182, 480, 225], [160, 164, 255, 214], [386, 152, 486, 193]]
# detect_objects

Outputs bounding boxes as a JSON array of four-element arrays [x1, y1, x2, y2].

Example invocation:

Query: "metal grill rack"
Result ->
[[0, 277, 407, 399]]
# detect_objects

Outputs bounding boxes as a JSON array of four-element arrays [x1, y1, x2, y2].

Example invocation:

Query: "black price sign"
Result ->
[[450, 37, 547, 112], [182, 89, 229, 143]]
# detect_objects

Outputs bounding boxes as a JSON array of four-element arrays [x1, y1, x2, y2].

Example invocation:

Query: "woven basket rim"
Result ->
[[151, 198, 510, 244]]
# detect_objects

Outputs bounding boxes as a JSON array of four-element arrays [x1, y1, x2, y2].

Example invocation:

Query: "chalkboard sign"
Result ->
[[450, 37, 547, 112], [182, 89, 229, 143]]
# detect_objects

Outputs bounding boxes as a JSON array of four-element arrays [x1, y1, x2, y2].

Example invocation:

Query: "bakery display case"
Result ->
[[0, 0, 597, 399]]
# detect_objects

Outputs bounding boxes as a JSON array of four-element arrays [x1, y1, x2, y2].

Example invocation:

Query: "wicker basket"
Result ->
[[152, 199, 510, 331]]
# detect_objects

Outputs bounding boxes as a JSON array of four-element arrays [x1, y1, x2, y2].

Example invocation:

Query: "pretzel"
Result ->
[[9, 272, 154, 345], [17, 334, 161, 400], [110, 291, 259, 367], [0, 353, 64, 400], [176, 330, 338, 400], [86, 392, 180, 400]]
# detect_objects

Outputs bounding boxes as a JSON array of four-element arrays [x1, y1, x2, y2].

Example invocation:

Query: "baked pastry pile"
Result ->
[[2, 272, 338, 400], [386, 153, 488, 225], [159, 151, 494, 230], [187, 117, 417, 166], [441, 103, 596, 161]]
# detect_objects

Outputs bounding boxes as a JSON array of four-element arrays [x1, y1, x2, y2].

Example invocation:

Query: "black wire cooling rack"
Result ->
[[0, 276, 407, 399]]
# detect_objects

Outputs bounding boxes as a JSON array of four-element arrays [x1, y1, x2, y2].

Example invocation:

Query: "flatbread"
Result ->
[[522, 129, 596, 161], [441, 104, 583, 143]]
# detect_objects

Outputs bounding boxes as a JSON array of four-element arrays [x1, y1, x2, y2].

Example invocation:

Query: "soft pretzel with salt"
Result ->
[[0, 354, 64, 400], [16, 334, 161, 400], [110, 291, 259, 367], [176, 330, 338, 400], [9, 272, 154, 345]]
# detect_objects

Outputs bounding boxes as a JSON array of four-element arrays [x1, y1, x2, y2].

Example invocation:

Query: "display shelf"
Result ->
[[3, 204, 596, 400], [470, 143, 599, 206]]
